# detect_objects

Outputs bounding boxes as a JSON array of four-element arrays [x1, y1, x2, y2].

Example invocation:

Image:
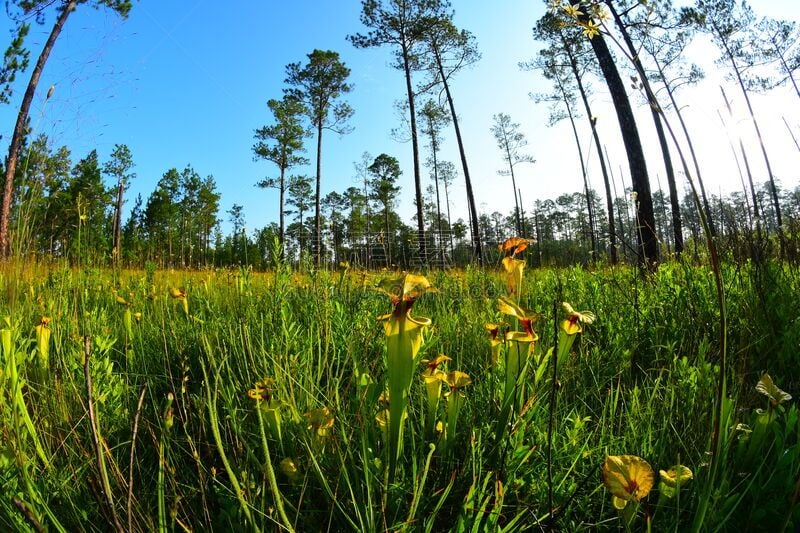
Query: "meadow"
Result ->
[[0, 252, 798, 532]]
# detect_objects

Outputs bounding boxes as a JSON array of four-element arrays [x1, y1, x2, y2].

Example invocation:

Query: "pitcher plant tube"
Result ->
[[377, 273, 435, 481]]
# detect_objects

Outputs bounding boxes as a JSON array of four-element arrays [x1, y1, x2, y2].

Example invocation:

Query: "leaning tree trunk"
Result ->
[[1, 1, 77, 258], [716, 24, 783, 232], [720, 87, 760, 223], [576, 7, 658, 266], [555, 75, 597, 261], [433, 41, 483, 264], [563, 39, 616, 264], [606, 1, 687, 250], [402, 43, 427, 265], [503, 144, 522, 235], [651, 51, 715, 244]]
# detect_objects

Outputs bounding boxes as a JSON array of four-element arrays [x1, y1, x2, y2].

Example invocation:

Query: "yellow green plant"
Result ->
[[420, 354, 450, 439], [169, 287, 189, 316], [602, 454, 655, 528], [34, 315, 51, 370], [377, 272, 435, 480], [442, 370, 471, 451]]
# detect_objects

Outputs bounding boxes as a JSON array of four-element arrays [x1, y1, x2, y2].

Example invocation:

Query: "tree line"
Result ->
[[1, 0, 798, 268]]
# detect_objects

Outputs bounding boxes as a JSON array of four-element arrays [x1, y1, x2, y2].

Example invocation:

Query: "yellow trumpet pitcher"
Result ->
[[420, 354, 450, 439], [377, 272, 435, 480], [169, 287, 189, 316], [34, 316, 51, 370]]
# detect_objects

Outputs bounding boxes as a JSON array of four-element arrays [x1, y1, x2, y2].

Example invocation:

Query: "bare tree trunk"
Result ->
[[112, 178, 124, 264], [554, 74, 597, 261], [279, 168, 286, 261], [503, 142, 522, 235], [606, 1, 687, 250], [564, 40, 616, 264], [1, 1, 77, 258], [578, 8, 658, 266], [314, 121, 323, 266], [402, 43, 426, 265], [433, 42, 482, 264], [720, 87, 760, 223], [443, 177, 454, 258], [716, 23, 783, 231]]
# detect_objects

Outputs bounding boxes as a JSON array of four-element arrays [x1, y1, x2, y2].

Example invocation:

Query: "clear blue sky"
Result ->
[[1, 0, 799, 236]]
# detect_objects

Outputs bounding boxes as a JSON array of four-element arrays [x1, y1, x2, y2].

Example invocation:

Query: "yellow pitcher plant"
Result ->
[[420, 354, 450, 440], [377, 272, 435, 480], [34, 316, 51, 370]]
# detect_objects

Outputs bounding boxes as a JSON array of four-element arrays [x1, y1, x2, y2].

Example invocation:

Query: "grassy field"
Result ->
[[0, 256, 798, 531]]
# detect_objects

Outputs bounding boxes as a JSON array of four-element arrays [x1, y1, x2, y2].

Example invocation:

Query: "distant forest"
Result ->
[[1, 0, 798, 268]]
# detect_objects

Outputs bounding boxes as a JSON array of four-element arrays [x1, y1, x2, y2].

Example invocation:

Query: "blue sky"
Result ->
[[1, 0, 799, 235]]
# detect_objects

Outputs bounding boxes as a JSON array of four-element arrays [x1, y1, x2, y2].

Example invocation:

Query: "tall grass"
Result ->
[[0, 258, 797, 530]]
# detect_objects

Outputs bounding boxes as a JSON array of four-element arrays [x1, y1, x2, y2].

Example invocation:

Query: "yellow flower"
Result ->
[[590, 3, 610, 20], [35, 316, 51, 366], [602, 455, 655, 509], [659, 465, 693, 488], [561, 302, 595, 335], [755, 373, 792, 406], [485, 323, 503, 366], [377, 272, 435, 307], [442, 370, 472, 397], [581, 20, 602, 38], [248, 378, 277, 403], [304, 407, 335, 437], [420, 354, 451, 383], [376, 272, 435, 479], [279, 458, 301, 483], [499, 237, 531, 256], [111, 288, 129, 306], [169, 287, 189, 315], [497, 297, 540, 343], [562, 3, 583, 18], [502, 256, 526, 296], [170, 287, 187, 300]]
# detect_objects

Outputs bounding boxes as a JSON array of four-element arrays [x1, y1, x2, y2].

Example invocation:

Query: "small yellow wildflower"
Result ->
[[561, 302, 595, 335], [659, 465, 693, 488], [497, 297, 540, 343], [304, 407, 335, 437], [601, 455, 655, 509], [169, 287, 186, 299], [581, 20, 602, 39], [280, 458, 301, 483], [442, 370, 472, 397], [248, 378, 276, 403], [562, 3, 583, 18], [755, 373, 792, 406]]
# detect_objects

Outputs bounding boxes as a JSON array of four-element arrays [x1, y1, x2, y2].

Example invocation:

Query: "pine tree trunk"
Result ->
[[402, 43, 426, 264], [113, 178, 124, 263], [315, 121, 323, 266], [1, 1, 77, 258], [606, 1, 686, 250], [555, 75, 597, 261], [721, 34, 783, 231], [578, 10, 658, 266], [504, 144, 522, 235], [433, 42, 482, 264], [279, 167, 286, 261], [564, 40, 616, 264]]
